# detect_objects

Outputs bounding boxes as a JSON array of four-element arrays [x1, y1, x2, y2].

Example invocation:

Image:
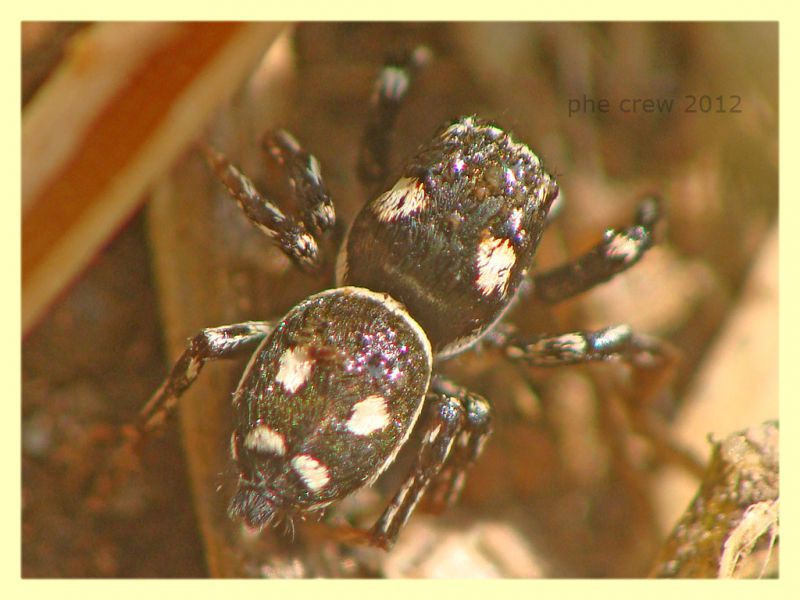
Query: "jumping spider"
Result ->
[[125, 49, 669, 550]]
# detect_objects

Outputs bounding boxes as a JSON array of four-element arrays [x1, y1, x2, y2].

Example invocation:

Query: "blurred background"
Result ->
[[22, 22, 778, 577]]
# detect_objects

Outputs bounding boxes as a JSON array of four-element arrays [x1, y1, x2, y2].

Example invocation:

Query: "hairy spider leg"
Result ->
[[424, 376, 494, 512], [201, 133, 333, 272], [533, 196, 662, 304], [495, 322, 702, 474], [260, 129, 335, 237], [135, 321, 274, 438], [487, 195, 676, 373], [357, 46, 431, 190], [90, 322, 273, 503], [482, 195, 703, 477], [499, 324, 668, 369], [368, 378, 492, 550]]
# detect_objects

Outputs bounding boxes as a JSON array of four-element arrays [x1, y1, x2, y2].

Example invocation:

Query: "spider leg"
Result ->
[[491, 323, 705, 476], [135, 321, 274, 438], [368, 377, 492, 550], [425, 376, 493, 512], [260, 129, 335, 236], [533, 196, 661, 304], [494, 321, 681, 438], [357, 46, 431, 189], [201, 133, 333, 272], [89, 321, 273, 505], [493, 323, 671, 370]]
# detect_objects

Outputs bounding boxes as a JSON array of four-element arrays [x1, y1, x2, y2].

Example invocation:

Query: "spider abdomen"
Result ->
[[228, 287, 432, 529]]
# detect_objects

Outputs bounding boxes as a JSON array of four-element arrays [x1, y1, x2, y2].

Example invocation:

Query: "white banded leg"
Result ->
[[534, 196, 661, 304], [496, 324, 670, 370], [202, 132, 333, 272], [135, 321, 274, 438], [425, 376, 493, 511], [90, 321, 273, 506], [357, 46, 431, 188], [368, 376, 493, 550]]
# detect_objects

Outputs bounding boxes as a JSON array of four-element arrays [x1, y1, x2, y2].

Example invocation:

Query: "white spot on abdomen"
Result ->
[[276, 346, 314, 393], [372, 177, 428, 222], [347, 394, 391, 436], [475, 235, 517, 296], [244, 424, 286, 456], [291, 454, 330, 491]]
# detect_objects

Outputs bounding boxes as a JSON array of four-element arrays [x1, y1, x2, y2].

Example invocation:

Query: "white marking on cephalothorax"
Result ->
[[475, 235, 517, 297], [244, 424, 286, 456], [347, 394, 391, 436], [605, 231, 641, 263], [372, 177, 428, 222], [438, 267, 529, 359], [276, 346, 314, 393], [291, 454, 330, 491]]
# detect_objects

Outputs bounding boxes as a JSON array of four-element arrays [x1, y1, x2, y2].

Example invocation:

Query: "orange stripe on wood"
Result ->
[[22, 22, 244, 283]]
